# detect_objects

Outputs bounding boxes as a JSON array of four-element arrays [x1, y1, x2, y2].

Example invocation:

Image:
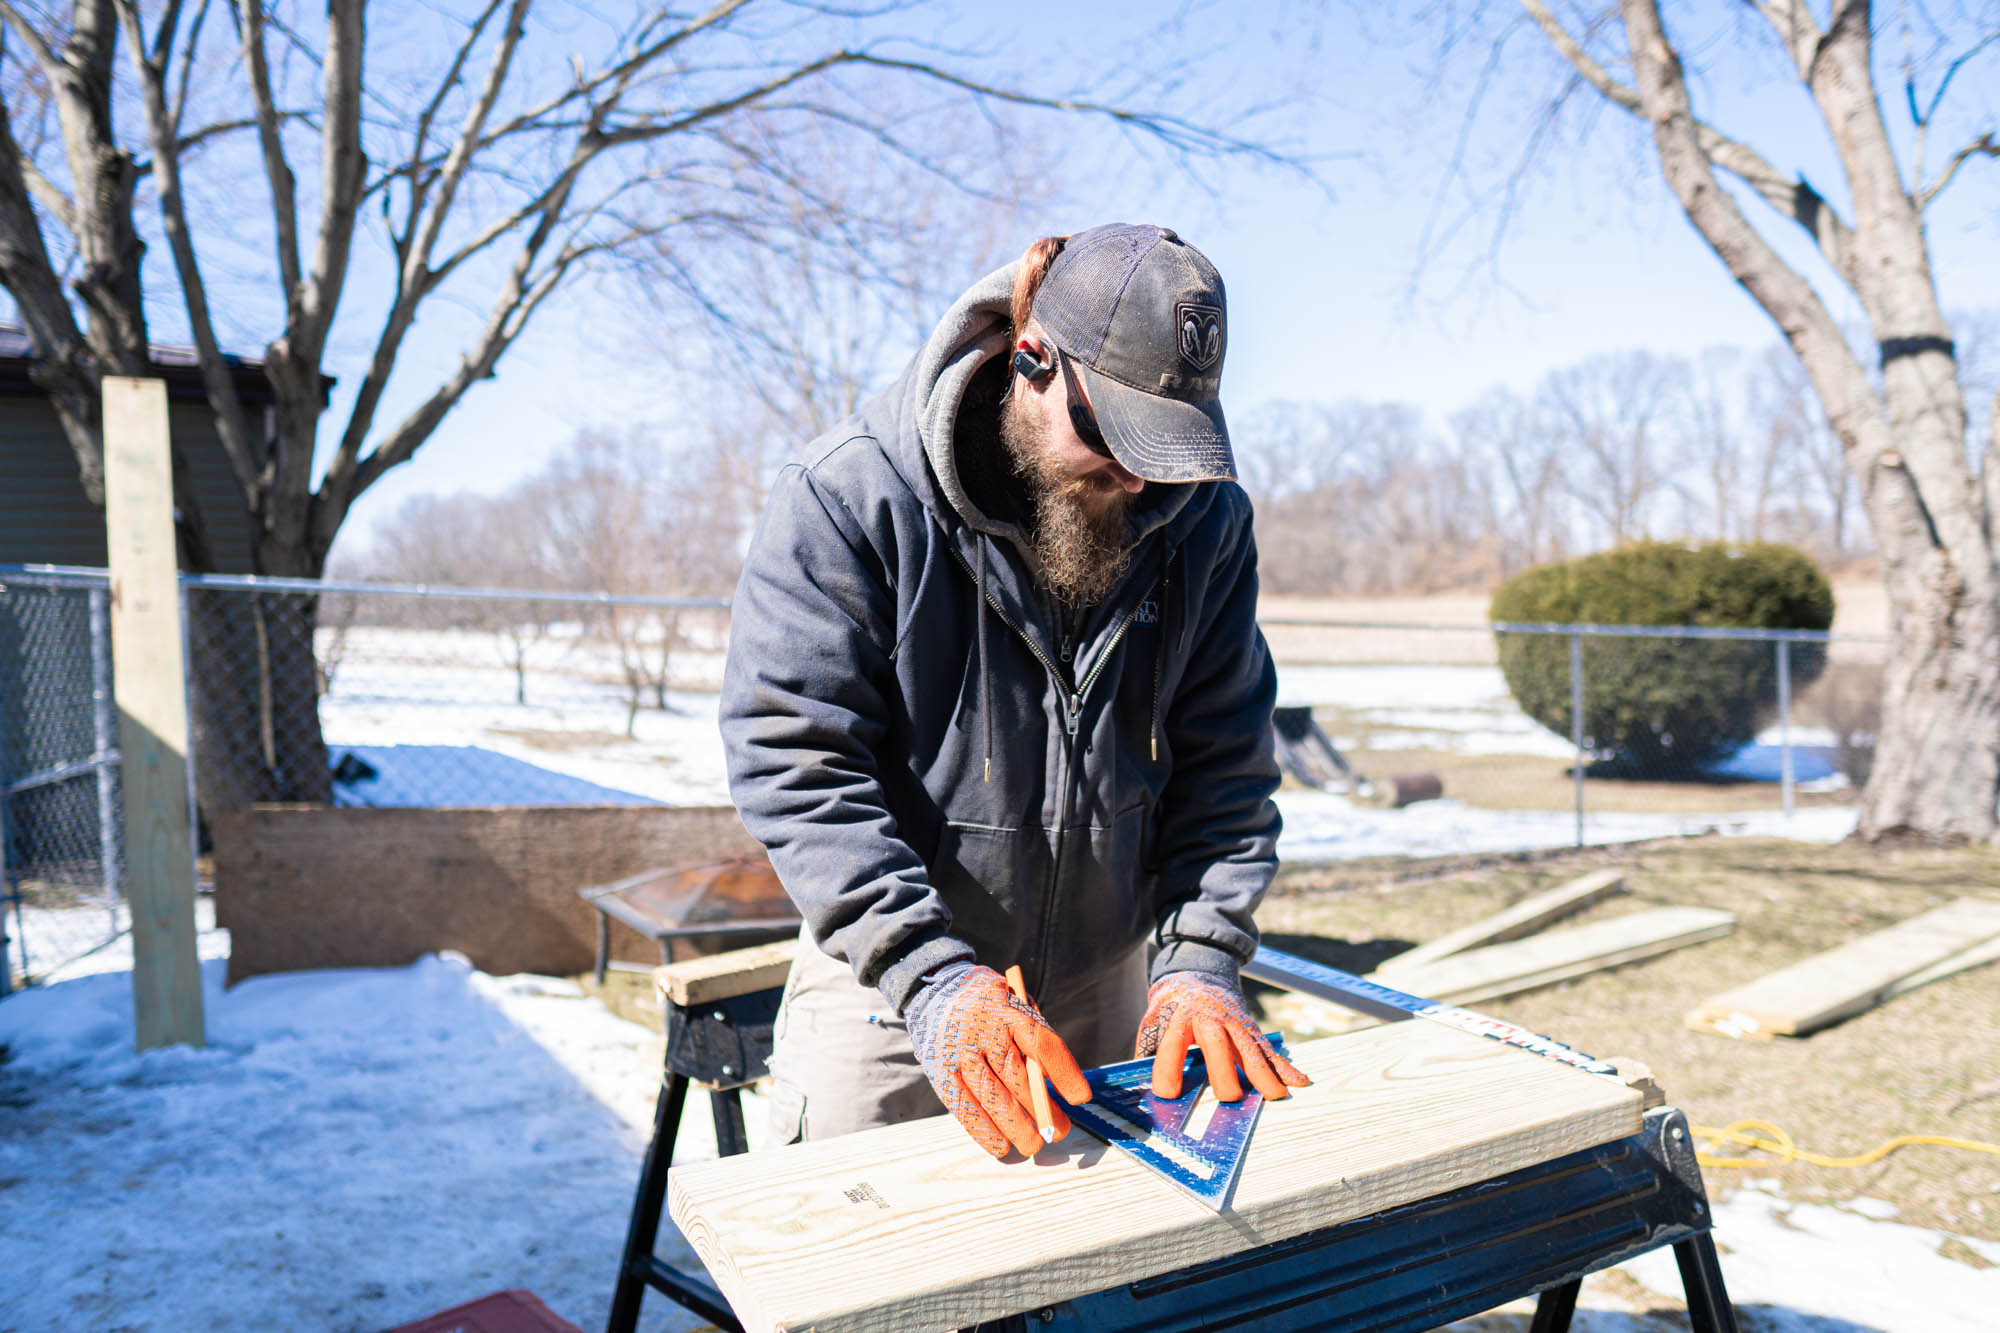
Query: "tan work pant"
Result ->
[[764, 928, 1150, 1145]]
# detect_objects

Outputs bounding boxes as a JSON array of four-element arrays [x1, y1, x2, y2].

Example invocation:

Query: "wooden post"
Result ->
[[102, 377, 205, 1051]]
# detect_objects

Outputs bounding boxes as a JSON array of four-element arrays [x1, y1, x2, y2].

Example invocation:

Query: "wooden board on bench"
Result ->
[[667, 1018, 1642, 1333]]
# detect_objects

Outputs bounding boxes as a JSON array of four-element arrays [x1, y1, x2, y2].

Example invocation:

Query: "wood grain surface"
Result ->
[[1377, 868, 1626, 974], [655, 939, 799, 1007], [213, 804, 761, 983], [1369, 905, 1737, 1010], [103, 377, 205, 1049], [1685, 897, 2000, 1038], [668, 1020, 1641, 1333]]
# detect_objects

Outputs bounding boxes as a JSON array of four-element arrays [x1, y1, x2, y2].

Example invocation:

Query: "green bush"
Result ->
[[1490, 542, 1835, 776]]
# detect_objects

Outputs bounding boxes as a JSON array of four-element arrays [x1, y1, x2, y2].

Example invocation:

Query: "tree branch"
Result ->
[[1917, 131, 1996, 209], [18, 157, 74, 232], [1519, 0, 1638, 112], [317, 0, 532, 516], [1615, 0, 1885, 470], [0, 1, 61, 76], [1752, 0, 1822, 78], [1520, 0, 1856, 277], [111, 0, 262, 498], [295, 0, 365, 363], [398, 0, 508, 246], [837, 50, 1294, 164], [322, 242, 587, 547], [0, 68, 101, 499], [236, 0, 301, 310], [166, 0, 210, 139]]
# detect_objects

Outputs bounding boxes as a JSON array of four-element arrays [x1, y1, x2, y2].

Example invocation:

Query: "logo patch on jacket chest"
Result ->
[[1134, 598, 1160, 627]]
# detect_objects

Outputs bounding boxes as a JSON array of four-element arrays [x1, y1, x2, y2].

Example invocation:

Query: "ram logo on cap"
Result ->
[[1177, 302, 1224, 372]]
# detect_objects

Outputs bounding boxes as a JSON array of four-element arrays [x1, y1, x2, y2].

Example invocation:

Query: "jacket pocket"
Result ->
[[931, 820, 1044, 964], [1043, 803, 1153, 999]]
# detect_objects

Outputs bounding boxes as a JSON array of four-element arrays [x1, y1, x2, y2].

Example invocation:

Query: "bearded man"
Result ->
[[720, 223, 1307, 1160]]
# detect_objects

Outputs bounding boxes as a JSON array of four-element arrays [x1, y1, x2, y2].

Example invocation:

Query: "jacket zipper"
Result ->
[[948, 540, 1160, 994]]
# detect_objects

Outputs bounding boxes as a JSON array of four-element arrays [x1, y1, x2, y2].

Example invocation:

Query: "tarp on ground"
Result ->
[[330, 744, 659, 808]]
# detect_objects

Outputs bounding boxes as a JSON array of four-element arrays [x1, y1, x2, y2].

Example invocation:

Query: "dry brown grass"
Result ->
[[1258, 578, 1889, 667], [1253, 837, 2000, 1241], [1329, 748, 1853, 815]]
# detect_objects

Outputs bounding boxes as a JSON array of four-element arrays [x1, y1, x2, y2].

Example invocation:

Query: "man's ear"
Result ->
[[1012, 338, 1055, 384]]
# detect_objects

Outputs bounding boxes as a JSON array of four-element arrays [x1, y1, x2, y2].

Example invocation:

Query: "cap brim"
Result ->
[[1074, 360, 1236, 484]]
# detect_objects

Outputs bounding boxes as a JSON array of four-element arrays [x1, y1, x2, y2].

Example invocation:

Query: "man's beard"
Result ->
[[999, 393, 1136, 606]]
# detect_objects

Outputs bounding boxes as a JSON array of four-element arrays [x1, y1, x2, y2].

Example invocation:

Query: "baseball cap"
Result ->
[[1030, 223, 1234, 484]]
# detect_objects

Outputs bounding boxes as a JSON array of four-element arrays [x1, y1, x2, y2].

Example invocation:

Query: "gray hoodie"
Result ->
[[719, 262, 1281, 1018]]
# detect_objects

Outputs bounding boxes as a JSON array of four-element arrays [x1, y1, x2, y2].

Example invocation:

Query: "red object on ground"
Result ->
[[382, 1289, 586, 1333]]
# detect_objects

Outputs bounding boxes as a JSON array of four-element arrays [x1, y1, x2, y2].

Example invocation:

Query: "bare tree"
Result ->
[[1450, 385, 1568, 575], [1540, 349, 1687, 548], [1488, 0, 2000, 841], [1745, 341, 1858, 565], [360, 489, 563, 704], [1237, 399, 1497, 594], [0, 0, 1291, 808]]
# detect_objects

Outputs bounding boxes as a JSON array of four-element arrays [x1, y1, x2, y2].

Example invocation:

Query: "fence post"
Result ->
[[103, 377, 205, 1051], [91, 586, 122, 930], [1570, 632, 1585, 849], [0, 774, 10, 997], [1777, 638, 1794, 819]]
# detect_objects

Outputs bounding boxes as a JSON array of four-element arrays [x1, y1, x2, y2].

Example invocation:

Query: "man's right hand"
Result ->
[[904, 965, 1091, 1158]]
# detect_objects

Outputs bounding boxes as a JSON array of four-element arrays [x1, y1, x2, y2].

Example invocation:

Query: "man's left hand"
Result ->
[[1134, 971, 1311, 1102]]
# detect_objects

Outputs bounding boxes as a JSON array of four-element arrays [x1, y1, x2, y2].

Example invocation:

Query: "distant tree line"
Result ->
[[349, 314, 1996, 612], [1237, 323, 1995, 597]]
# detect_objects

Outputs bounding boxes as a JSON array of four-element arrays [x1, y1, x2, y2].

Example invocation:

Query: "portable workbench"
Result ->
[[606, 943, 1738, 1333]]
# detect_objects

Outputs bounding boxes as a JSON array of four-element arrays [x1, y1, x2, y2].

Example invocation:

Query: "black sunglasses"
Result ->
[[1056, 349, 1115, 460]]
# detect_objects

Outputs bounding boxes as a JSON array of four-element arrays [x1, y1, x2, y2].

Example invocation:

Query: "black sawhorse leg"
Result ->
[[606, 1074, 745, 1333], [605, 976, 781, 1333]]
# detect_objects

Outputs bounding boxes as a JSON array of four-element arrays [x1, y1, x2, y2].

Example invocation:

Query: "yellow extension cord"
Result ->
[[1691, 1118, 2000, 1170]]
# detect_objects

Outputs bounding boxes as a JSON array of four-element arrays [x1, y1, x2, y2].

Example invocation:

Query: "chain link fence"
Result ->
[[3, 564, 1883, 993], [0, 568, 125, 990], [181, 575, 735, 816]]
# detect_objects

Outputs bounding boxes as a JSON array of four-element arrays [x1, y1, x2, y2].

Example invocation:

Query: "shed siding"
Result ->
[[1, 393, 258, 572]]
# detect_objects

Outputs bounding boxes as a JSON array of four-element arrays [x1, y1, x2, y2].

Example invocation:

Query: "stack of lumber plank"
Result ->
[[1265, 868, 1737, 1035], [1684, 896, 2000, 1039]]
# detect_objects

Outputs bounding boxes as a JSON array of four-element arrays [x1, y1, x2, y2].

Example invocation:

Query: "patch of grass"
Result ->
[[1255, 837, 2000, 1241], [571, 966, 665, 1031], [1939, 1236, 1994, 1270]]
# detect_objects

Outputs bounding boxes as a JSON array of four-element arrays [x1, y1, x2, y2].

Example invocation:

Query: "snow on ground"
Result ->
[[4, 954, 1991, 1333], [0, 955, 733, 1333], [321, 687, 735, 806], [1274, 791, 1858, 862], [0, 644, 1896, 1327], [11, 892, 232, 986], [315, 647, 1848, 811], [1616, 1181, 2000, 1333]]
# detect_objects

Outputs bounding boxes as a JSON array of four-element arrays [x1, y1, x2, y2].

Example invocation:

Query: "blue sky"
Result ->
[[338, 1, 1996, 551], [22, 1, 1994, 555]]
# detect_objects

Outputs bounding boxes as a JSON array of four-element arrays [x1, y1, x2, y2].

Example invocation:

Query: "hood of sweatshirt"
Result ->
[[892, 262, 1197, 575]]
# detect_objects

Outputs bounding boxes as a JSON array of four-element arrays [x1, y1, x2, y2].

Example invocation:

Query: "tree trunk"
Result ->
[[1608, 0, 1999, 842], [184, 586, 333, 813], [183, 458, 336, 815], [1861, 554, 2000, 840]]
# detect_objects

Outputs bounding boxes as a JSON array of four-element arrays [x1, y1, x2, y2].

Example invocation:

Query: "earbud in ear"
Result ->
[[1012, 345, 1055, 382]]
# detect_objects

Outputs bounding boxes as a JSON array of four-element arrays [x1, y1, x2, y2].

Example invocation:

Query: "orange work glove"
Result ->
[[1134, 971, 1311, 1103], [904, 965, 1092, 1159]]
